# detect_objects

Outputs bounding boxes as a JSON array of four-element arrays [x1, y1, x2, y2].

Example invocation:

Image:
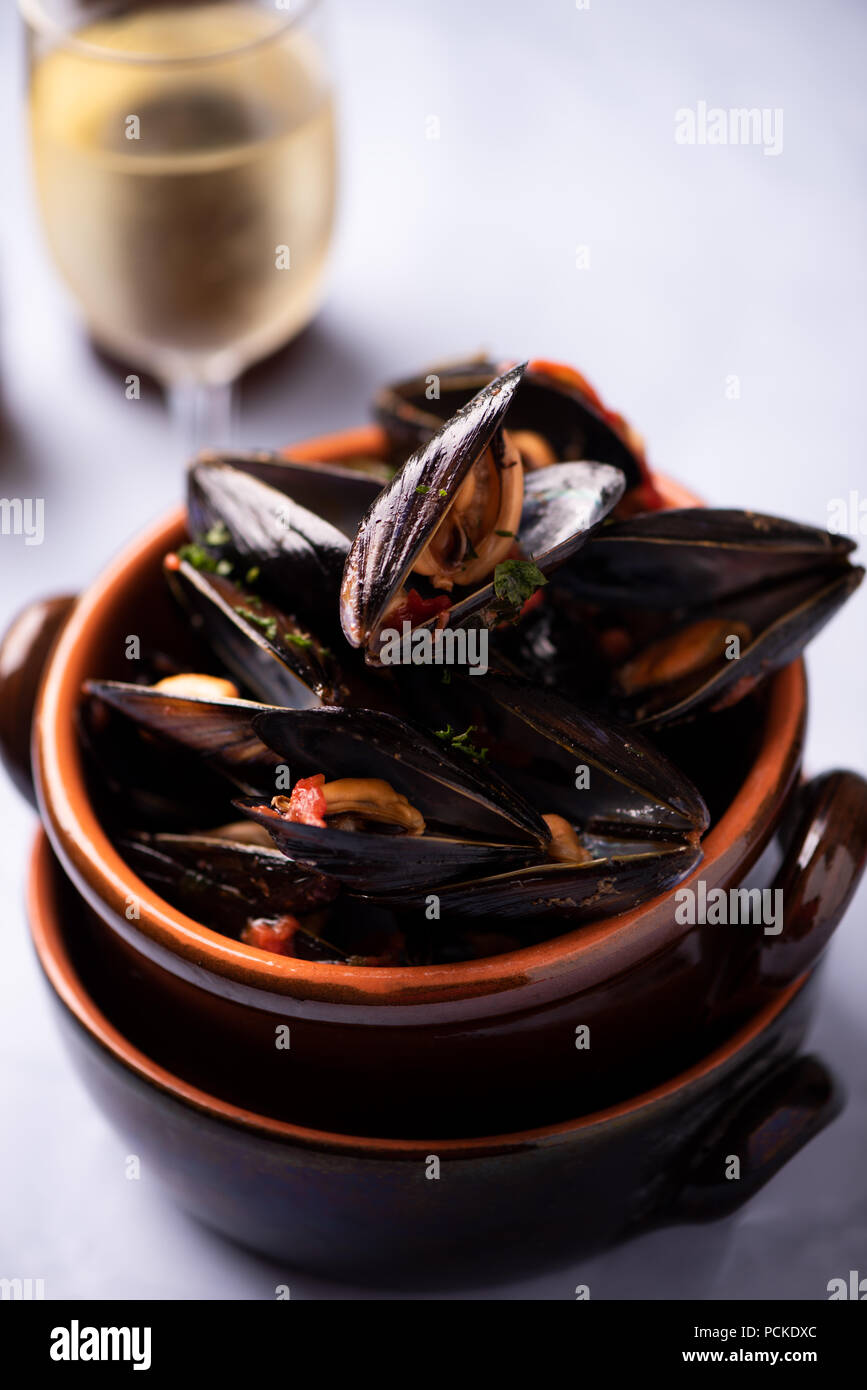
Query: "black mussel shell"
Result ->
[[78, 695, 233, 832], [120, 831, 338, 935], [564, 508, 858, 608], [340, 365, 527, 654], [83, 681, 281, 795], [252, 705, 549, 845], [234, 799, 542, 895], [411, 842, 702, 922], [373, 355, 499, 455], [164, 556, 344, 708], [449, 675, 710, 839], [192, 451, 383, 539], [621, 563, 864, 728], [187, 459, 351, 626], [374, 356, 653, 498]]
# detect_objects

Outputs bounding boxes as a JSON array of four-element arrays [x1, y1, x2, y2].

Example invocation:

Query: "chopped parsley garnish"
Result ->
[[204, 522, 231, 546], [236, 607, 277, 641], [493, 559, 548, 610], [245, 566, 260, 585], [495, 529, 515, 538], [434, 724, 489, 763], [177, 543, 232, 576], [284, 632, 313, 649], [415, 484, 431, 496]]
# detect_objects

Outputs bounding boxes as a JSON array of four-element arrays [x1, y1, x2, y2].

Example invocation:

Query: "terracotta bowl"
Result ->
[[4, 427, 867, 1136], [29, 831, 840, 1284]]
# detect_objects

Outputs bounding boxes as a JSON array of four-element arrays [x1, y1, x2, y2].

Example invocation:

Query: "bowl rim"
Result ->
[[35, 424, 807, 1004], [28, 828, 808, 1156]]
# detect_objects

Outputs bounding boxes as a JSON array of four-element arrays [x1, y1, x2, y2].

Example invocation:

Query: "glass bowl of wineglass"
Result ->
[[20, 0, 337, 445]]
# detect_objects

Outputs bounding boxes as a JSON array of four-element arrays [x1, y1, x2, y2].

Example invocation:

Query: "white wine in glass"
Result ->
[[23, 0, 337, 441]]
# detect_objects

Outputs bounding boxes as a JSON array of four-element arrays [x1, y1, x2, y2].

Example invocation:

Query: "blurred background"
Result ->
[[0, 0, 864, 1299]]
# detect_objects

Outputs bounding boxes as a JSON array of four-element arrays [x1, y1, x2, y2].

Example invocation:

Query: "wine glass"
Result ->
[[20, 0, 337, 448]]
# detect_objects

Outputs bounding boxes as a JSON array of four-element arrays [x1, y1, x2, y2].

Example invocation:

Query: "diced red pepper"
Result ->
[[519, 587, 546, 619], [241, 915, 300, 954], [390, 588, 452, 626], [282, 774, 328, 828]]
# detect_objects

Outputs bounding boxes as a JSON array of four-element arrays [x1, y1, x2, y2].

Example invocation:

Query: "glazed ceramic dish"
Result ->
[[30, 831, 839, 1284], [4, 428, 867, 1136]]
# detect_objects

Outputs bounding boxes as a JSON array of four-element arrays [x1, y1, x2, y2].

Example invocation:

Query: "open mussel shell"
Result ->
[[83, 681, 281, 795], [78, 695, 233, 832], [191, 451, 383, 541], [340, 364, 527, 655], [621, 563, 864, 728], [374, 356, 655, 501], [422, 462, 626, 634], [164, 556, 345, 709], [187, 459, 351, 627], [452, 675, 709, 840], [519, 463, 625, 569], [373, 354, 499, 455], [235, 801, 541, 895], [252, 706, 549, 845], [120, 831, 338, 935], [564, 508, 858, 608], [407, 842, 703, 922]]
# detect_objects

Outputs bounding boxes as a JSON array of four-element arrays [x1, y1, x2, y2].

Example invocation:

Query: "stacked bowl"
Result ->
[[4, 399, 866, 1282]]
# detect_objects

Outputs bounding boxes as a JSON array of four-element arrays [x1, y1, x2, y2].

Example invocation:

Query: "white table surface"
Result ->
[[0, 0, 864, 1300]]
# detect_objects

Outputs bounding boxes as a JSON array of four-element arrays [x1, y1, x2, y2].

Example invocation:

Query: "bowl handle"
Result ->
[[668, 1054, 840, 1223], [759, 770, 867, 988], [0, 595, 76, 809]]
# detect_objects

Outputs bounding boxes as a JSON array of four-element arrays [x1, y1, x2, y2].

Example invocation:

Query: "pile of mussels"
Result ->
[[82, 359, 862, 965]]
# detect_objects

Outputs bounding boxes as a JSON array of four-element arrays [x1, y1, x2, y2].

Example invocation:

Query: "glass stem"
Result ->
[[168, 378, 238, 457]]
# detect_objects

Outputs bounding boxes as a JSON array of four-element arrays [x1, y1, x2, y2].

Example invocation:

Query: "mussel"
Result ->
[[192, 450, 384, 539], [237, 706, 547, 894], [121, 828, 339, 941], [83, 679, 282, 794], [374, 354, 662, 511], [230, 686, 706, 921], [163, 554, 346, 708], [341, 365, 626, 663], [186, 456, 362, 624], [560, 509, 863, 726]]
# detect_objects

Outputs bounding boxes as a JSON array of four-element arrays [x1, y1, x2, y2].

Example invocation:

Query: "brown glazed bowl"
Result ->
[[4, 427, 867, 1137], [29, 831, 840, 1285]]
